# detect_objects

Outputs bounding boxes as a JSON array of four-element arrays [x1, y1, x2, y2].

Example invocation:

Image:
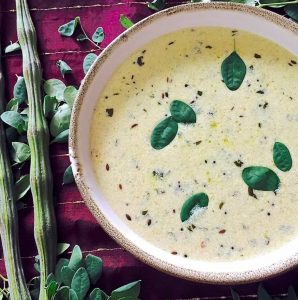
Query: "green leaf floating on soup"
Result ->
[[242, 166, 280, 191], [221, 51, 247, 91], [273, 142, 292, 172], [180, 193, 209, 222], [170, 100, 196, 123], [151, 117, 178, 150]]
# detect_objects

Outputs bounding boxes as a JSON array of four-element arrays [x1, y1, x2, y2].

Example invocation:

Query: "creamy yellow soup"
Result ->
[[90, 27, 298, 261]]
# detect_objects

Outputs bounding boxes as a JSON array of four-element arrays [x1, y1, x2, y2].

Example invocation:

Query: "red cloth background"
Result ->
[[0, 1, 297, 299]]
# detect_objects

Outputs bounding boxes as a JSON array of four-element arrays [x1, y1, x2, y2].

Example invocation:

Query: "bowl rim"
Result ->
[[69, 2, 298, 284]]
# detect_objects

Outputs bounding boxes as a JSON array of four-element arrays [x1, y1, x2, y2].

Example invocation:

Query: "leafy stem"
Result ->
[[78, 18, 103, 50], [257, 0, 298, 7]]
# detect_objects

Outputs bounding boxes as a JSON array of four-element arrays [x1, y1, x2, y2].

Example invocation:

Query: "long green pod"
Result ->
[[0, 44, 31, 299], [15, 0, 57, 298]]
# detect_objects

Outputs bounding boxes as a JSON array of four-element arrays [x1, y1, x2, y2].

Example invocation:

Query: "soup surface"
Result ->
[[90, 27, 298, 261]]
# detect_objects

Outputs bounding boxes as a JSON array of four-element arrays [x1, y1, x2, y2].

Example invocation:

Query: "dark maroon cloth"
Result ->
[[0, 1, 297, 299]]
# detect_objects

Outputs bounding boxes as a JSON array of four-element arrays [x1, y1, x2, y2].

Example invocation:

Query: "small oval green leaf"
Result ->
[[110, 280, 141, 300], [92, 27, 105, 43], [69, 245, 83, 271], [61, 266, 75, 286], [12, 142, 31, 163], [58, 17, 79, 37], [5, 41, 21, 54], [44, 79, 66, 102], [57, 60, 72, 78], [55, 258, 69, 284], [273, 142, 292, 172], [170, 100, 196, 123], [151, 117, 178, 150], [51, 129, 69, 144], [120, 15, 134, 29], [6, 98, 19, 112], [1, 111, 26, 134], [180, 193, 209, 222], [85, 254, 103, 285], [13, 76, 27, 103], [53, 286, 70, 300], [83, 53, 98, 74], [14, 174, 30, 200], [47, 280, 58, 299], [43, 95, 58, 119], [57, 243, 70, 256], [50, 104, 71, 137], [71, 267, 90, 300], [63, 165, 75, 185], [64, 86, 78, 108], [242, 166, 280, 191], [221, 51, 246, 91]]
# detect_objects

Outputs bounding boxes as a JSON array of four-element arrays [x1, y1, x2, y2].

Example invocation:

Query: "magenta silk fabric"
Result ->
[[0, 1, 297, 299]]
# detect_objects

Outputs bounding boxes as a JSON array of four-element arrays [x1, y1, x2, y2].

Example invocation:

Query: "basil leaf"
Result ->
[[43, 95, 58, 119], [76, 34, 87, 42], [44, 79, 66, 102], [13, 76, 27, 103], [85, 254, 103, 284], [63, 165, 75, 185], [69, 245, 83, 271], [5, 41, 21, 54], [151, 117, 178, 150], [55, 258, 69, 284], [6, 98, 19, 112], [47, 280, 58, 299], [242, 166, 280, 191], [180, 193, 209, 222], [58, 17, 80, 37], [61, 266, 75, 286], [257, 284, 272, 300], [148, 0, 166, 11], [14, 174, 30, 201], [57, 60, 72, 78], [53, 286, 70, 300], [69, 289, 79, 300], [71, 267, 90, 300], [221, 51, 246, 91], [92, 27, 105, 44], [273, 142, 292, 172], [120, 15, 134, 29], [12, 142, 31, 163], [83, 53, 98, 74], [51, 129, 69, 144], [64, 86, 78, 108], [285, 4, 298, 21], [50, 104, 71, 137], [170, 100, 196, 123], [287, 286, 298, 300], [1, 111, 26, 134], [57, 243, 70, 255], [110, 280, 141, 300]]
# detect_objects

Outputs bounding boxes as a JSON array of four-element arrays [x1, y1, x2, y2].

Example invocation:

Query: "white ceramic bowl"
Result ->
[[69, 3, 298, 284]]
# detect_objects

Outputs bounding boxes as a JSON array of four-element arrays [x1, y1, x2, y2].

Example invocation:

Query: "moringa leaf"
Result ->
[[85, 254, 103, 284], [50, 103, 71, 137], [119, 15, 134, 29], [92, 27, 105, 44], [53, 286, 70, 300], [89, 288, 103, 300], [148, 0, 166, 11], [58, 17, 80, 37], [71, 267, 90, 300], [273, 142, 292, 172], [12, 142, 31, 163], [47, 280, 58, 300], [242, 166, 280, 191], [13, 76, 27, 103], [57, 60, 72, 78], [63, 165, 75, 185], [5, 41, 21, 54], [43, 95, 58, 119], [221, 51, 246, 91], [57, 243, 71, 255], [69, 289, 79, 300], [55, 258, 69, 284], [170, 100, 196, 123], [83, 53, 98, 74], [1, 111, 27, 134], [44, 79, 66, 102], [180, 193, 209, 222], [64, 86, 78, 108], [51, 129, 69, 144], [285, 4, 298, 21], [6, 98, 19, 112], [69, 245, 83, 271], [14, 174, 30, 201], [110, 280, 141, 300], [151, 117, 178, 150], [61, 266, 75, 286]]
